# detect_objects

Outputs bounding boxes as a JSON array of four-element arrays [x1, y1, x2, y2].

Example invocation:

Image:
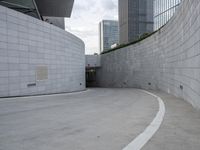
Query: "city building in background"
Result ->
[[118, 0, 154, 44], [0, 0, 74, 29], [154, 0, 182, 30], [99, 20, 119, 53]]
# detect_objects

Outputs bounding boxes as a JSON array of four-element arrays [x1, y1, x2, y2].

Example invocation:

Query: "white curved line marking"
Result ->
[[122, 90, 166, 150]]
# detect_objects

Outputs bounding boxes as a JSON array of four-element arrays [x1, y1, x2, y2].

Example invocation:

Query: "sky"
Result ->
[[65, 0, 118, 54]]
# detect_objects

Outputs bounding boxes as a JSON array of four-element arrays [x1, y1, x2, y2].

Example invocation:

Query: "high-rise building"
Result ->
[[119, 0, 154, 44], [154, 0, 182, 30], [99, 20, 119, 53]]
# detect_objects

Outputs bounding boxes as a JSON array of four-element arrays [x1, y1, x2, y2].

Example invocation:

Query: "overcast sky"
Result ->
[[65, 0, 118, 54]]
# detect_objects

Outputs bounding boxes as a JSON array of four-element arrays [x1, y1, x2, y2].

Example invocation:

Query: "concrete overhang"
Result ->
[[35, 0, 74, 17]]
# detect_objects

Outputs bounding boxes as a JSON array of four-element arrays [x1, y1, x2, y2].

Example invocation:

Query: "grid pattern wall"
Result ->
[[0, 5, 85, 97], [98, 0, 200, 109], [154, 0, 182, 30], [85, 55, 101, 68]]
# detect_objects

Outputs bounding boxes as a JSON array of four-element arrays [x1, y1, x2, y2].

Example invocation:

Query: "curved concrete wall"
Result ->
[[98, 0, 200, 109], [0, 5, 85, 97]]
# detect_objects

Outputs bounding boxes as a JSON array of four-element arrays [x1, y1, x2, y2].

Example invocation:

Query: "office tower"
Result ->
[[119, 0, 154, 44], [99, 20, 119, 52]]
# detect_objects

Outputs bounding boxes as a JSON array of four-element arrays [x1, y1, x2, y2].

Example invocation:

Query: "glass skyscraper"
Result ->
[[154, 0, 182, 30], [119, 0, 154, 44], [99, 20, 119, 53]]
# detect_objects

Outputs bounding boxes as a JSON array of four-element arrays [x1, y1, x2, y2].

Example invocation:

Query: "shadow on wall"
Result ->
[[97, 0, 200, 110]]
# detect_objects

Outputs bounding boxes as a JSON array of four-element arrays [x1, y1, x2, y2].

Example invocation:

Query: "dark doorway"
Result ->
[[86, 68, 98, 87]]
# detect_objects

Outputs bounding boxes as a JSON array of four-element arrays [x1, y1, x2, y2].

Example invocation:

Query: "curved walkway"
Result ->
[[0, 88, 199, 150], [143, 91, 200, 150]]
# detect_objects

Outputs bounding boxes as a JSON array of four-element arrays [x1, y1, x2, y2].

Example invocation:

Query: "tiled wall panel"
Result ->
[[0, 6, 85, 97], [98, 0, 200, 109]]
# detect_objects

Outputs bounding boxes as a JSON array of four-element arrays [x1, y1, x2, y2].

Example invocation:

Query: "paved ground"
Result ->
[[143, 91, 200, 150], [0, 88, 199, 150]]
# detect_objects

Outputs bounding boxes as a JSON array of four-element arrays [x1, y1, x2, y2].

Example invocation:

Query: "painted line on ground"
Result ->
[[122, 90, 166, 150]]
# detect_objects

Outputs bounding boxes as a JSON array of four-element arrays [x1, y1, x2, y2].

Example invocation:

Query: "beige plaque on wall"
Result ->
[[36, 66, 48, 81]]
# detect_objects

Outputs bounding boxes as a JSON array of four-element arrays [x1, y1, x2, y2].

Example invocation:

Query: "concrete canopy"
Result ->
[[35, 0, 74, 17]]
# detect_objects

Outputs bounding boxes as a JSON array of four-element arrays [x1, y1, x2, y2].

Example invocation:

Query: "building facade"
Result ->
[[98, 0, 200, 109], [0, 0, 40, 18], [118, 0, 154, 44], [154, 0, 182, 30], [0, 1, 85, 97], [0, 0, 73, 29], [43, 17, 65, 29], [99, 20, 119, 53]]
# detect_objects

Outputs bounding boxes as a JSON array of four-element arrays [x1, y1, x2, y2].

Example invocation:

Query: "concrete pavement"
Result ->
[[143, 91, 200, 150], [0, 88, 200, 150]]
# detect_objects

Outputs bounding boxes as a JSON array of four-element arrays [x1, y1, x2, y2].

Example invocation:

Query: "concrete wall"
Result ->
[[85, 55, 101, 68], [98, 0, 200, 109], [0, 5, 85, 97]]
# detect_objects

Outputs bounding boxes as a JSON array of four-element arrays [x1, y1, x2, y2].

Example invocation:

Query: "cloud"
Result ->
[[65, 0, 118, 54], [101, 0, 116, 10]]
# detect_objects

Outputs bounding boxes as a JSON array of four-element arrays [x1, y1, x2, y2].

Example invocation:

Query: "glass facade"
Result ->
[[119, 0, 154, 44], [99, 20, 119, 52], [154, 0, 182, 30], [0, 0, 40, 18]]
